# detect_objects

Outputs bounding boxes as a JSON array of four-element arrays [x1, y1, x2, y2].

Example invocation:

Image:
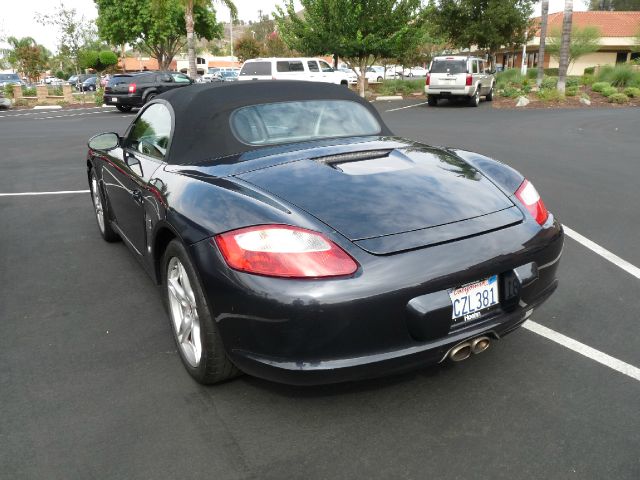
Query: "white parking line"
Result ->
[[0, 190, 89, 197], [385, 101, 430, 112], [524, 320, 640, 382], [0, 107, 107, 119], [33, 111, 108, 120], [563, 225, 640, 279]]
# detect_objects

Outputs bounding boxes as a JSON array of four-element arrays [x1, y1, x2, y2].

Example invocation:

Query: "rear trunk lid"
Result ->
[[237, 144, 522, 254]]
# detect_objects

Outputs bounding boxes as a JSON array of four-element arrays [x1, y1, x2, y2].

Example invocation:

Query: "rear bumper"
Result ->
[[425, 86, 474, 96], [103, 94, 143, 107], [190, 217, 563, 386], [229, 287, 555, 385]]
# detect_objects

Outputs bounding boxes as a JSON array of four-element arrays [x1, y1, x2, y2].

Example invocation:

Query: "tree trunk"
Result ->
[[537, 0, 549, 88], [121, 44, 126, 73], [557, 0, 573, 94], [358, 55, 367, 98], [185, 0, 197, 78]]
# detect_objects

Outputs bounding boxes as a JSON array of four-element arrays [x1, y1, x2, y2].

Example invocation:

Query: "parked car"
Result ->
[[360, 66, 387, 83], [238, 58, 349, 85], [425, 56, 495, 107], [211, 70, 239, 82], [337, 67, 358, 85], [85, 81, 562, 385], [203, 67, 239, 82], [103, 71, 193, 112], [73, 74, 96, 90], [79, 76, 98, 91], [403, 66, 428, 77], [0, 92, 11, 109], [0, 73, 24, 88]]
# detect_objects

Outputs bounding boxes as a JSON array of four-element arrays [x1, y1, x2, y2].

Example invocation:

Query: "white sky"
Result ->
[[1, 0, 587, 54]]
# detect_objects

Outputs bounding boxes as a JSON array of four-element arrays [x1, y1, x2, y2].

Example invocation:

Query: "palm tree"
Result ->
[[536, 0, 549, 88], [557, 0, 573, 94], [183, 0, 237, 79]]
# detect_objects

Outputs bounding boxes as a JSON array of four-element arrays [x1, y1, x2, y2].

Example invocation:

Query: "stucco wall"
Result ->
[[546, 52, 618, 75]]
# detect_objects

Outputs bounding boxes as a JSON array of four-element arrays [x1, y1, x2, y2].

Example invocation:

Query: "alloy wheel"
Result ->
[[167, 257, 202, 367], [91, 175, 105, 233]]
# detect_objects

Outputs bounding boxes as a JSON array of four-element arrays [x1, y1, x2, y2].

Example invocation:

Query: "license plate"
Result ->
[[111, 97, 117, 102], [449, 275, 499, 321]]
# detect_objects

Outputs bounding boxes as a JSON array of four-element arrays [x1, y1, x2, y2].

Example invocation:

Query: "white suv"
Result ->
[[238, 58, 349, 85], [425, 56, 495, 107]]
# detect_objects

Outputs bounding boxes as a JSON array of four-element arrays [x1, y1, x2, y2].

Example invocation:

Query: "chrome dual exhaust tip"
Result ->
[[470, 336, 491, 354], [447, 336, 491, 362], [448, 342, 472, 362]]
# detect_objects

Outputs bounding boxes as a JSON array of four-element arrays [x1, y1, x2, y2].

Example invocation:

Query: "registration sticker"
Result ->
[[449, 275, 499, 321]]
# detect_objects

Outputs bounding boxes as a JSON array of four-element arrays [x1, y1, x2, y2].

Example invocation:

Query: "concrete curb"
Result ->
[[375, 95, 403, 101], [32, 105, 62, 110]]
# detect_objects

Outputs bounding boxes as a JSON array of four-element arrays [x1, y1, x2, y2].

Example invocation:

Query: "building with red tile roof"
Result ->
[[496, 11, 640, 75]]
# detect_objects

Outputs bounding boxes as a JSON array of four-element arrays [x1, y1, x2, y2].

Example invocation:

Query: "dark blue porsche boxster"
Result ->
[[86, 81, 563, 385]]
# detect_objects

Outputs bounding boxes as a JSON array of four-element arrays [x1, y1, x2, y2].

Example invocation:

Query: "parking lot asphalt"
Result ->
[[1, 102, 639, 479]]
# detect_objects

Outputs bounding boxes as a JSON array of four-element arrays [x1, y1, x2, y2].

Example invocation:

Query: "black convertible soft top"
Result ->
[[155, 81, 393, 164]]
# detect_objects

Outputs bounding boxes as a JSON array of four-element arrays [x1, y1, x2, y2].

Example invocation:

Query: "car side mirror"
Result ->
[[88, 132, 120, 152]]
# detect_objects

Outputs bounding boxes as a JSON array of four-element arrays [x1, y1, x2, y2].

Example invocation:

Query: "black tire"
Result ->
[[116, 105, 133, 112], [469, 88, 480, 107], [427, 95, 438, 107], [89, 169, 119, 242], [486, 84, 494, 101], [376, 76, 383, 83], [145, 92, 157, 104], [162, 239, 240, 384]]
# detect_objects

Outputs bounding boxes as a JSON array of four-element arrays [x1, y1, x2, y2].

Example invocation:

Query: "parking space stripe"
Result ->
[[0, 107, 107, 119], [563, 225, 640, 279], [385, 101, 430, 112], [524, 320, 640, 382], [0, 190, 89, 197]]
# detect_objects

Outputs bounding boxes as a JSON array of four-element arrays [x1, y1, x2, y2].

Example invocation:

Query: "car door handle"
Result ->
[[131, 189, 143, 204]]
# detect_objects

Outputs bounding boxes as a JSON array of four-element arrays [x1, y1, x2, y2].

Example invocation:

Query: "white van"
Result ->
[[238, 58, 350, 85]]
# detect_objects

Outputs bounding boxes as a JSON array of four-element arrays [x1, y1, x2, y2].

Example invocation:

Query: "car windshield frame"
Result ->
[[229, 99, 382, 147]]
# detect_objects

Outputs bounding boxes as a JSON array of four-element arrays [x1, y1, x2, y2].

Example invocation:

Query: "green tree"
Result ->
[[264, 32, 294, 57], [428, 0, 534, 65], [234, 34, 262, 62], [5, 37, 50, 82], [95, 0, 223, 71], [36, 2, 97, 75], [275, 0, 423, 97], [589, 0, 640, 9], [546, 25, 601, 73]]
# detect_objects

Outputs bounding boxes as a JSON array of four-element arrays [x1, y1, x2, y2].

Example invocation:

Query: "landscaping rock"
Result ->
[[515, 96, 530, 107], [579, 97, 591, 106]]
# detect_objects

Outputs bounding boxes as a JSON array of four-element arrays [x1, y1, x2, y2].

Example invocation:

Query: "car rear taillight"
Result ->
[[214, 225, 358, 278], [515, 180, 549, 225], [425, 74, 430, 86], [465, 74, 473, 86], [128, 83, 136, 93]]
